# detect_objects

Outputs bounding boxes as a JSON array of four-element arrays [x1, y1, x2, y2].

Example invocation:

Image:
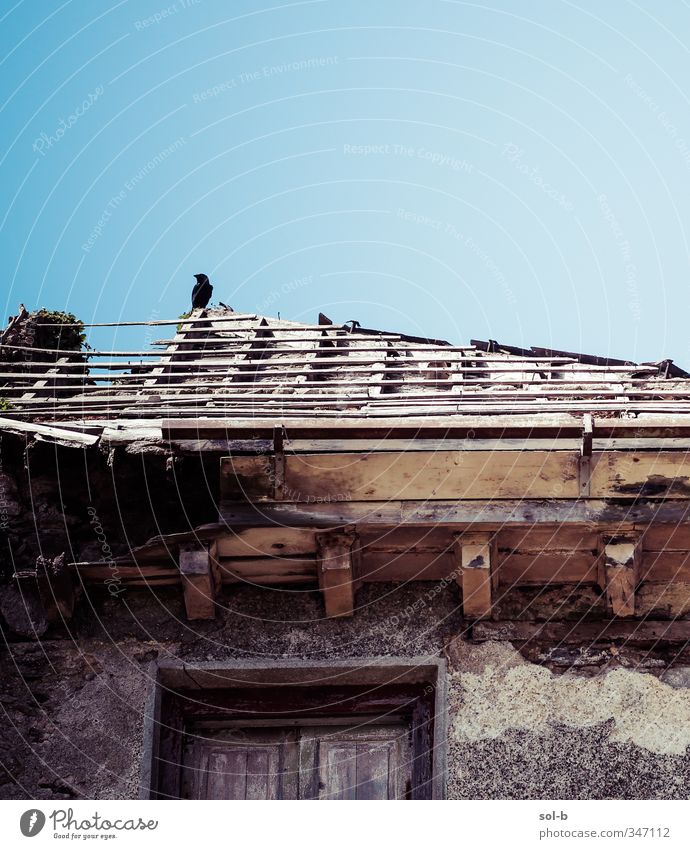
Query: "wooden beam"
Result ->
[[222, 447, 690, 504], [179, 542, 220, 620], [316, 530, 358, 618], [220, 498, 683, 529], [221, 450, 581, 502], [601, 534, 642, 617], [455, 533, 496, 619]]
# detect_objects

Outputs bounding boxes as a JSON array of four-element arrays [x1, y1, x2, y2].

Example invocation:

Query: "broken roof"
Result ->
[[2, 307, 690, 446]]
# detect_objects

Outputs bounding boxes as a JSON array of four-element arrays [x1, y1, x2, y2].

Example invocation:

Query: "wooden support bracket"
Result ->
[[273, 424, 286, 500], [179, 541, 220, 620], [455, 532, 496, 619], [316, 528, 359, 618], [599, 533, 642, 617], [578, 413, 593, 497]]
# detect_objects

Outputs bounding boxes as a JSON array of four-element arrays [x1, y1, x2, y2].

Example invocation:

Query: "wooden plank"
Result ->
[[221, 455, 271, 500], [219, 498, 684, 529], [498, 552, 598, 586], [215, 528, 316, 558], [456, 532, 495, 619], [359, 550, 453, 581], [642, 524, 690, 551], [472, 619, 690, 643], [219, 556, 316, 585], [602, 535, 642, 617], [497, 527, 599, 552], [168, 414, 588, 441], [222, 450, 581, 502], [591, 451, 690, 499], [358, 526, 455, 551], [180, 542, 220, 620], [640, 551, 690, 581], [0, 416, 100, 446], [316, 530, 358, 617]]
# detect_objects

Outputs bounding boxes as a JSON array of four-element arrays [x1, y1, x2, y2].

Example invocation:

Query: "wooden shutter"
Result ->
[[299, 724, 413, 800], [181, 728, 299, 800]]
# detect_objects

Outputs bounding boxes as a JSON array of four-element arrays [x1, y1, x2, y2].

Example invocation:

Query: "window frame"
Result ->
[[140, 657, 447, 800]]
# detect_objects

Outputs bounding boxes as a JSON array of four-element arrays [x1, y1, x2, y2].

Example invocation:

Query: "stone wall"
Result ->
[[1, 585, 690, 800]]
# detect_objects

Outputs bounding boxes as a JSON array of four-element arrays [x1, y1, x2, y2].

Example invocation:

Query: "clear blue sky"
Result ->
[[2, 0, 690, 363]]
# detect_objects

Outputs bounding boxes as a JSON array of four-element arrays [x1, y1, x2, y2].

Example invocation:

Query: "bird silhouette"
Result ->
[[191, 273, 213, 309]]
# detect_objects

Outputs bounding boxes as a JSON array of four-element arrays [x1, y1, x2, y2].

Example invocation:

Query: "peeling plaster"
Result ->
[[450, 642, 690, 756]]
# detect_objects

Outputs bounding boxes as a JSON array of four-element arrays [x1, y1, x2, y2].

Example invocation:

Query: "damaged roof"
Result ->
[[2, 306, 690, 445]]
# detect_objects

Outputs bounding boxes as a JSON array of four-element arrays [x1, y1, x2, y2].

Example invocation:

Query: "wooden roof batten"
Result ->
[[2, 306, 690, 424], [3, 306, 690, 629]]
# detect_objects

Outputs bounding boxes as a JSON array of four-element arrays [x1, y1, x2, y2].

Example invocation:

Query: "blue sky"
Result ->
[[2, 0, 690, 363]]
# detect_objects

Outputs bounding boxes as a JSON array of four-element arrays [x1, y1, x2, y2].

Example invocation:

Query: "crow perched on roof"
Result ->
[[191, 273, 213, 309]]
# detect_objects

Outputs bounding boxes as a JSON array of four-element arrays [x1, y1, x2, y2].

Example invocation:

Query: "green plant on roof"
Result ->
[[34, 309, 88, 354]]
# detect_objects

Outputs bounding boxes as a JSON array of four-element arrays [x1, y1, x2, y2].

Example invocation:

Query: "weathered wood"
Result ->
[[601, 534, 642, 617], [215, 528, 316, 558], [642, 524, 690, 551], [591, 451, 690, 499], [0, 416, 100, 446], [219, 556, 316, 585], [456, 533, 496, 619], [640, 551, 690, 581], [498, 552, 598, 586], [219, 498, 688, 529], [498, 526, 599, 552], [359, 550, 452, 581], [168, 414, 690, 441], [316, 530, 358, 617], [180, 542, 220, 620], [221, 450, 581, 502]]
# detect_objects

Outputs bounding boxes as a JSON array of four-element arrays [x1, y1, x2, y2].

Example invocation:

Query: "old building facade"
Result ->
[[1, 306, 690, 799]]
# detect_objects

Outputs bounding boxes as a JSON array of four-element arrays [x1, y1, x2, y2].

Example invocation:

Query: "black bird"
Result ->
[[191, 273, 213, 309], [345, 319, 361, 333]]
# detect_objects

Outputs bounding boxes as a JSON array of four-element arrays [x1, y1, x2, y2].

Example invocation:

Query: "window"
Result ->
[[142, 659, 446, 800]]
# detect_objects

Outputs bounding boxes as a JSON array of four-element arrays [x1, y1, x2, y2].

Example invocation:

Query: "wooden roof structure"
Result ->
[[2, 306, 690, 428], [3, 306, 690, 636]]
